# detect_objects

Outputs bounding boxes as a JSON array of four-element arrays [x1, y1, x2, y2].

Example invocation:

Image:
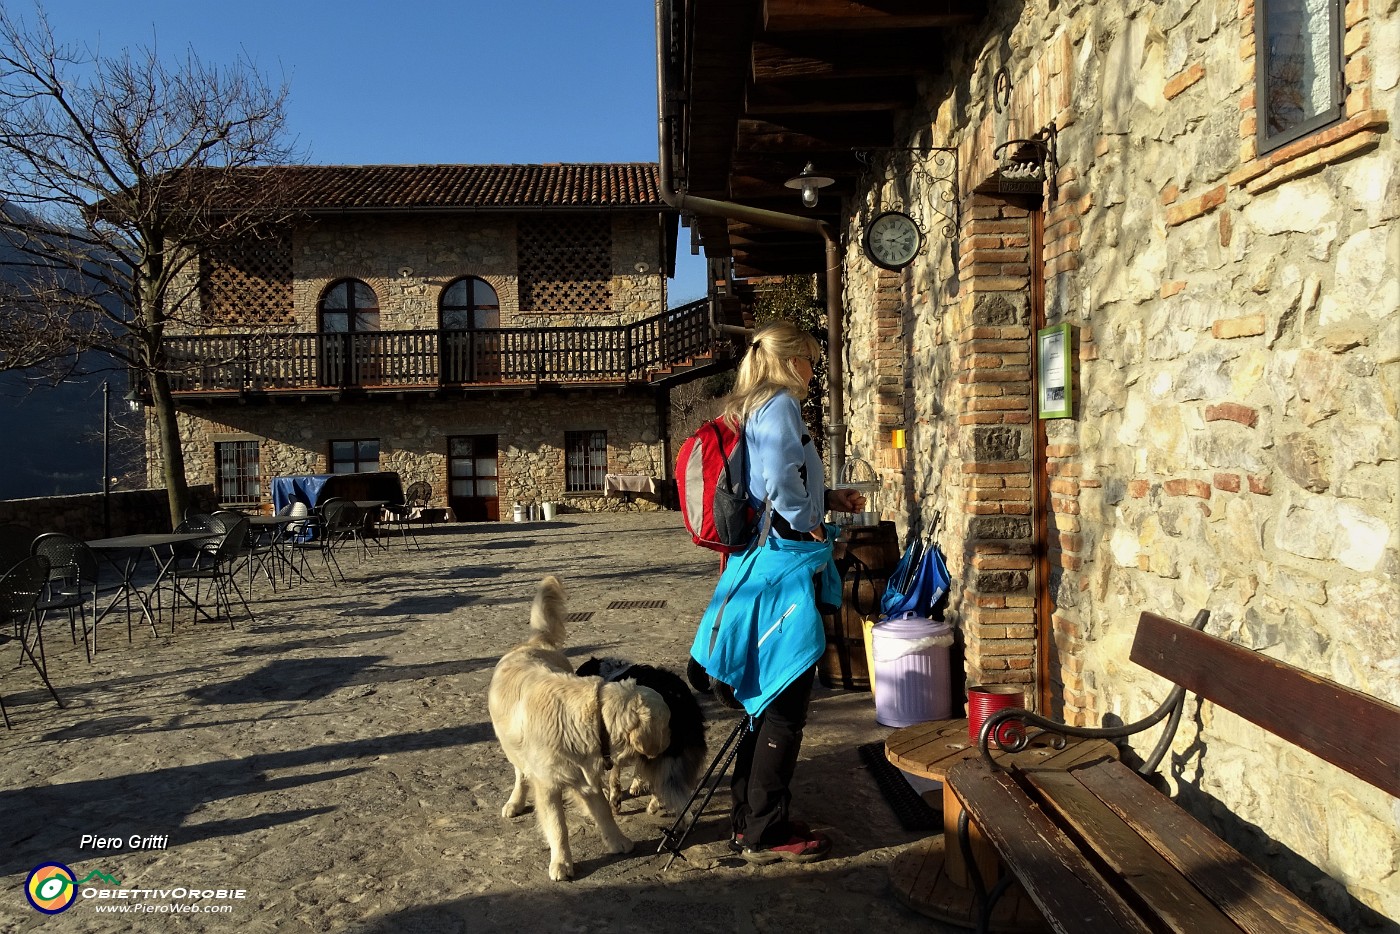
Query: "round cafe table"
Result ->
[[884, 718, 1119, 932]]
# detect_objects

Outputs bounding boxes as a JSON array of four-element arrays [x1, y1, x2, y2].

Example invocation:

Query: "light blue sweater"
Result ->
[[745, 392, 827, 534]]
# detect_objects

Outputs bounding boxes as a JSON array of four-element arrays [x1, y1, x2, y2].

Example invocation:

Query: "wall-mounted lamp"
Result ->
[[784, 162, 835, 208]]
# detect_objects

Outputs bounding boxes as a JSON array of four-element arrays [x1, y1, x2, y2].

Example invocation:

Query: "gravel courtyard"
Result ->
[[1, 512, 959, 933]]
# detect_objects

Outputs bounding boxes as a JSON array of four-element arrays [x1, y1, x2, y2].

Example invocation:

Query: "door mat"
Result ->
[[857, 741, 941, 832]]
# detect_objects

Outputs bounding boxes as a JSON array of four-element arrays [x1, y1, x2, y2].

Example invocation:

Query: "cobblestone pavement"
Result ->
[[1, 513, 961, 933]]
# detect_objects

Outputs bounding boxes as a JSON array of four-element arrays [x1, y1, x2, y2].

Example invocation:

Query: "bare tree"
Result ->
[[0, 5, 299, 526]]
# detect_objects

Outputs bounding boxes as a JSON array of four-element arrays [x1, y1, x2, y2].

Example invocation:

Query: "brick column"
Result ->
[[871, 268, 910, 513], [956, 194, 1036, 696]]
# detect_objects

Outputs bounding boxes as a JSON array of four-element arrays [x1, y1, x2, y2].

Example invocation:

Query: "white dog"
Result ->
[[488, 576, 670, 881]]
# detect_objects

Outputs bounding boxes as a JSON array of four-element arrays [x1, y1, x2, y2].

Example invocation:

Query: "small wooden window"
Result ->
[[440, 277, 501, 330], [1256, 0, 1343, 155], [319, 279, 380, 333], [330, 439, 380, 474]]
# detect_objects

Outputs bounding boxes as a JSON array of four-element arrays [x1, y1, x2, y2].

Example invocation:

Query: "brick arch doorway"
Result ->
[[448, 435, 499, 521]]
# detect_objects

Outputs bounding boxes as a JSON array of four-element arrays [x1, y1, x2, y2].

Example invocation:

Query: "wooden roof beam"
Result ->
[[751, 37, 940, 83], [735, 114, 894, 153], [745, 77, 916, 115], [762, 0, 984, 33]]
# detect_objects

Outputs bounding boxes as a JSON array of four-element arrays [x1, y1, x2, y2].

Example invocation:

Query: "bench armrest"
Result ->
[[979, 608, 1211, 777]]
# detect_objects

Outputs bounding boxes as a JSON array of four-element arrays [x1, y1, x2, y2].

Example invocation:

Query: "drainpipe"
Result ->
[[655, 0, 847, 486]]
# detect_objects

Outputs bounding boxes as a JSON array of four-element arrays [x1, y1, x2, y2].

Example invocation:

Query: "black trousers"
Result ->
[[730, 665, 816, 847]]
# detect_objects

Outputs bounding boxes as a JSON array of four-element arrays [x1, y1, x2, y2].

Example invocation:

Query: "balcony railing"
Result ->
[[164, 300, 715, 394]]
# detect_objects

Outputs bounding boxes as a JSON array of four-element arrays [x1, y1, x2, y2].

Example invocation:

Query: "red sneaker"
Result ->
[[741, 828, 831, 864], [730, 820, 810, 852]]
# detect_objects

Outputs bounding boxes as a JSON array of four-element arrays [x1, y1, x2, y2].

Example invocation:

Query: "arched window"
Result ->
[[440, 277, 500, 330], [319, 279, 379, 333]]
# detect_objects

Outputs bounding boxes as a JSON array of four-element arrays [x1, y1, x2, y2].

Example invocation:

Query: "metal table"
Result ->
[[86, 532, 219, 640]]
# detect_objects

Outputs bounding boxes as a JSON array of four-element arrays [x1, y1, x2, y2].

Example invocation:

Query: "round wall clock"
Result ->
[[862, 210, 922, 271]]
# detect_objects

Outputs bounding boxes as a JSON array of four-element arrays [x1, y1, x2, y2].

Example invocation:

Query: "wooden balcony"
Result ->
[[163, 301, 725, 396]]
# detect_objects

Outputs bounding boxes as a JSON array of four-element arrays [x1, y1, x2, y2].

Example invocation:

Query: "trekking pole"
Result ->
[[658, 714, 750, 869]]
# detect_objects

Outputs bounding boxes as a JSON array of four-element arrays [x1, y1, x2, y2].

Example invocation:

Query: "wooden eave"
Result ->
[[674, 0, 983, 277]]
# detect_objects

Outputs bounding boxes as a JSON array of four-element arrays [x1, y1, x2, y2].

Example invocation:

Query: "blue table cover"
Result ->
[[271, 475, 333, 514]]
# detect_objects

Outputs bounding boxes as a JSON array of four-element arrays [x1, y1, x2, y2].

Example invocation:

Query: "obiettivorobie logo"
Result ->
[[26, 864, 121, 914]]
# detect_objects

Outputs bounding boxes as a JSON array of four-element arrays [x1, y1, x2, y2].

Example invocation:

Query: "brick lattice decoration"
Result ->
[[199, 227, 295, 325], [517, 216, 612, 313]]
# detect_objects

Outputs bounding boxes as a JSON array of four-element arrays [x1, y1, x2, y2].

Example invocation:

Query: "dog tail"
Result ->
[[529, 575, 567, 647]]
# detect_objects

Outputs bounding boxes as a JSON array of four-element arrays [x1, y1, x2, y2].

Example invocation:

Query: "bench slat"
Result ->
[[947, 759, 1154, 934], [1026, 769, 1244, 934], [1073, 759, 1341, 934], [1130, 612, 1400, 798]]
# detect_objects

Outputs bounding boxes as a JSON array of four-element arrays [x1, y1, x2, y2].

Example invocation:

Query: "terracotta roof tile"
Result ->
[[191, 163, 666, 211]]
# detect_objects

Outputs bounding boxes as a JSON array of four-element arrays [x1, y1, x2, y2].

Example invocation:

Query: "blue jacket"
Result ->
[[691, 525, 842, 717]]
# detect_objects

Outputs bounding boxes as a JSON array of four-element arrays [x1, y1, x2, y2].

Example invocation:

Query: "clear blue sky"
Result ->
[[27, 0, 709, 303]]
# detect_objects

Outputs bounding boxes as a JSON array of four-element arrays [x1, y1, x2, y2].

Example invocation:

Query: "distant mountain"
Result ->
[[0, 201, 135, 500]]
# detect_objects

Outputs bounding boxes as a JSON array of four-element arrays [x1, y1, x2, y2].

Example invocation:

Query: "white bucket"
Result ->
[[512, 503, 525, 523], [541, 501, 557, 521]]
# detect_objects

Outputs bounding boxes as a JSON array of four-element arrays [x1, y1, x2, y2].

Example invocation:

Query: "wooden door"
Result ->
[[448, 435, 499, 521]]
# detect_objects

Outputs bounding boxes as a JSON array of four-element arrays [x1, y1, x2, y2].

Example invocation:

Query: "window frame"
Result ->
[[564, 430, 607, 493], [439, 276, 501, 330], [329, 438, 380, 474], [214, 440, 262, 506], [1255, 0, 1345, 156], [318, 278, 380, 334]]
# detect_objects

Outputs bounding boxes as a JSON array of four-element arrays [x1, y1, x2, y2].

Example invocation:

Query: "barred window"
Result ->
[[330, 439, 380, 474], [564, 430, 607, 493], [215, 440, 261, 506], [1257, 0, 1343, 154]]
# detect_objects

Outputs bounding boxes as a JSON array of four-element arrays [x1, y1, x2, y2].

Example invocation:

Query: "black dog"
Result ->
[[576, 657, 708, 815]]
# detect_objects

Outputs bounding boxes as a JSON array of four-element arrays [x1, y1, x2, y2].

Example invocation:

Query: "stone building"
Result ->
[[150, 163, 724, 519], [666, 0, 1397, 925]]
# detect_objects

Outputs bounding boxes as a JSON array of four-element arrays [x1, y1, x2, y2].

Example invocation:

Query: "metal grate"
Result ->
[[607, 600, 667, 610], [563, 612, 594, 623]]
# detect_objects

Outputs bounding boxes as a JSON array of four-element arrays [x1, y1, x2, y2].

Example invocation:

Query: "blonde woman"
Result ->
[[690, 320, 865, 864]]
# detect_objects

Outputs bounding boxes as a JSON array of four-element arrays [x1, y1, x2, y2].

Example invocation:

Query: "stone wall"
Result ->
[[170, 212, 667, 332], [840, 0, 1399, 923], [153, 392, 670, 516], [0, 485, 217, 540]]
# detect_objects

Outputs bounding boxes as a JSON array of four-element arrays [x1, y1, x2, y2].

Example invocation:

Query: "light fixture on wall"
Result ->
[[784, 162, 835, 208]]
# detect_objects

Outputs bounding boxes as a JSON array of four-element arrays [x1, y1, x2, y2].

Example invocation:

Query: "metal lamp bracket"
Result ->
[[992, 121, 1058, 201], [853, 146, 959, 241]]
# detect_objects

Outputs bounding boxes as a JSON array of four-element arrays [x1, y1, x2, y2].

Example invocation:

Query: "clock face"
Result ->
[[862, 211, 921, 270]]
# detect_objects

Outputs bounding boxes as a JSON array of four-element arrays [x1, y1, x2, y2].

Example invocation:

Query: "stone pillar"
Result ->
[[957, 194, 1037, 697]]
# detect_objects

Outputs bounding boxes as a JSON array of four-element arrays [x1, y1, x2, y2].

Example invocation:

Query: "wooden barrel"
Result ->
[[819, 521, 900, 691]]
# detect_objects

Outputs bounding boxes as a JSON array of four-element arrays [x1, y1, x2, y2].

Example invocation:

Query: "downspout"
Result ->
[[655, 0, 847, 485]]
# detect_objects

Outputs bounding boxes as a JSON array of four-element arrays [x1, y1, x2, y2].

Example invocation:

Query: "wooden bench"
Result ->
[[946, 610, 1400, 934]]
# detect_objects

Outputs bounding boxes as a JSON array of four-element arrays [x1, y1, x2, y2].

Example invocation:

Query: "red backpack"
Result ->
[[676, 417, 756, 553]]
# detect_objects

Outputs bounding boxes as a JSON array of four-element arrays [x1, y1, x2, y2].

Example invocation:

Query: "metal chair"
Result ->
[[381, 483, 426, 550], [168, 518, 255, 629], [0, 554, 63, 728], [213, 509, 261, 592], [31, 532, 102, 662], [320, 498, 367, 567], [288, 501, 341, 583]]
